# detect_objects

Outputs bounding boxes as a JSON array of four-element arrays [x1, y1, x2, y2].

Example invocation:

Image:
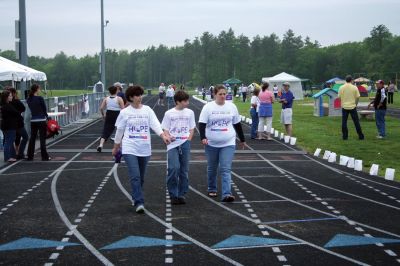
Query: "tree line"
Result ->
[[1, 24, 399, 89]]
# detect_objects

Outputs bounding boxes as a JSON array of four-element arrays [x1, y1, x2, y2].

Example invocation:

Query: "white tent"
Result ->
[[0, 56, 47, 81], [262, 72, 303, 100]]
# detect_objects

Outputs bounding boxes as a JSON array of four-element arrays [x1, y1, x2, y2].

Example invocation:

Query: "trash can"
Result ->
[[147, 89, 152, 96]]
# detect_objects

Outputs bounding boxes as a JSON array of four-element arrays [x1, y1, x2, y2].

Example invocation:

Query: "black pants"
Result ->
[[342, 108, 364, 140], [388, 92, 394, 104], [101, 110, 120, 140], [27, 121, 49, 160], [242, 92, 247, 102]]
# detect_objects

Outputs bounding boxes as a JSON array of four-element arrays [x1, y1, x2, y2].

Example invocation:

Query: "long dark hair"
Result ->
[[261, 82, 269, 92], [0, 90, 11, 106], [29, 84, 40, 98]]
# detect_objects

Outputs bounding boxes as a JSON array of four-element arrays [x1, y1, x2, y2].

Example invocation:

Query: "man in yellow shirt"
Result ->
[[338, 75, 364, 140]]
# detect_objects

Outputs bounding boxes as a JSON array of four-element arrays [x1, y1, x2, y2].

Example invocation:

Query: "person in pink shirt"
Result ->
[[257, 82, 274, 140]]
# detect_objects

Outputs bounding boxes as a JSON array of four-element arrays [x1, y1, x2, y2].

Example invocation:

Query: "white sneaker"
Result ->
[[135, 205, 145, 214], [376, 135, 384, 139]]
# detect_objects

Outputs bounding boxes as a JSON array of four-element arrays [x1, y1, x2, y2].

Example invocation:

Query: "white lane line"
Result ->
[[189, 186, 369, 266], [231, 171, 400, 239], [113, 166, 243, 266], [49, 253, 59, 260], [49, 139, 114, 266]]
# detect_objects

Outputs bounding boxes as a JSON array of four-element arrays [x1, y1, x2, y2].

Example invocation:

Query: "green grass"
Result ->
[[229, 95, 400, 181]]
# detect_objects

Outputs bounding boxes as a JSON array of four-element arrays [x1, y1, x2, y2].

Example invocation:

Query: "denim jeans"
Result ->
[[16, 127, 29, 157], [375, 109, 386, 137], [167, 97, 175, 109], [167, 140, 191, 198], [205, 145, 235, 199], [342, 108, 364, 140], [3, 130, 16, 161], [123, 154, 150, 206], [250, 108, 259, 139]]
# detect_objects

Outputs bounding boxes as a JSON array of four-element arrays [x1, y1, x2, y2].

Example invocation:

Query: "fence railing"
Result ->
[[22, 92, 105, 128]]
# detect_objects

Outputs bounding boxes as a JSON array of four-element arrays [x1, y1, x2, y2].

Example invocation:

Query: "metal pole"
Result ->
[[100, 0, 106, 87], [19, 0, 28, 98]]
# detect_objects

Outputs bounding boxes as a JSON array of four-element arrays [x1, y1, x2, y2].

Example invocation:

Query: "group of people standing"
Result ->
[[249, 82, 294, 140], [0, 84, 51, 163], [338, 75, 389, 140], [101, 84, 244, 213]]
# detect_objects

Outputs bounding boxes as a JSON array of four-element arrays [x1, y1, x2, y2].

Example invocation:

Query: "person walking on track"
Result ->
[[113, 85, 171, 213], [26, 84, 51, 161], [249, 87, 260, 139], [161, 90, 195, 205], [97, 85, 125, 152], [0, 90, 19, 162], [199, 85, 245, 202]]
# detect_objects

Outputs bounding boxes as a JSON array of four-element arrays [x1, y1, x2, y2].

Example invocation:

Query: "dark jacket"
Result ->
[[27, 95, 48, 121], [373, 88, 387, 110], [10, 98, 25, 128], [1, 103, 20, 130]]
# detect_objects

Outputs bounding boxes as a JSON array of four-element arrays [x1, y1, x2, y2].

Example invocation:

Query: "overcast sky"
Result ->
[[1, 0, 399, 58]]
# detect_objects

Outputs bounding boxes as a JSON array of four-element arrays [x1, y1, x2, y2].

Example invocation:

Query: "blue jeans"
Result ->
[[250, 108, 259, 139], [375, 109, 386, 137], [205, 145, 235, 199], [167, 97, 175, 109], [167, 141, 191, 198], [123, 154, 150, 206], [342, 108, 364, 140], [3, 130, 16, 161]]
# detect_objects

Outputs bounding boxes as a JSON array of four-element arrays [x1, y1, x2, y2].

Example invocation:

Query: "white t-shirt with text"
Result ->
[[199, 101, 240, 147], [161, 108, 196, 151], [115, 105, 163, 157]]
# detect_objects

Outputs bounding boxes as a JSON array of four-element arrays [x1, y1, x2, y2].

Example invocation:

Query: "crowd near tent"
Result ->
[[262, 72, 304, 100], [0, 56, 47, 81]]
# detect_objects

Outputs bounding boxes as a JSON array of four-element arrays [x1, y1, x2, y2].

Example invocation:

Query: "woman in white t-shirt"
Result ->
[[250, 88, 260, 139], [112, 85, 171, 213], [97, 85, 125, 152], [199, 85, 245, 202]]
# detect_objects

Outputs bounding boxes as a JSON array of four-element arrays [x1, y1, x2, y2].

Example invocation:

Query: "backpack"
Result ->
[[46, 119, 61, 139]]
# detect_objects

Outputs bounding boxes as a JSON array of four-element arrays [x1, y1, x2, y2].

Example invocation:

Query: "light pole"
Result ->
[[100, 0, 108, 87], [18, 0, 28, 98]]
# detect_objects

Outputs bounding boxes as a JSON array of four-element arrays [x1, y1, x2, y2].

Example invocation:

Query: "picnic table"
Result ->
[[358, 110, 374, 119]]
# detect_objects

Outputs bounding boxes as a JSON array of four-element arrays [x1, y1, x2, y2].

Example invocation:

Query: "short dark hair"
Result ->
[[213, 84, 226, 95], [108, 86, 117, 95], [261, 82, 269, 91], [345, 75, 352, 82], [174, 90, 189, 104], [125, 85, 144, 102]]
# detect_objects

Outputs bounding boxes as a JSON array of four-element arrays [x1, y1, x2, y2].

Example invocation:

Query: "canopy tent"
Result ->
[[0, 56, 47, 81], [262, 72, 304, 100], [354, 77, 370, 83], [223, 78, 242, 85], [357, 85, 368, 97], [326, 77, 345, 84]]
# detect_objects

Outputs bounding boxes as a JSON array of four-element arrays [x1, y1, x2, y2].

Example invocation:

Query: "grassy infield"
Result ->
[[232, 93, 400, 181], [52, 89, 399, 180]]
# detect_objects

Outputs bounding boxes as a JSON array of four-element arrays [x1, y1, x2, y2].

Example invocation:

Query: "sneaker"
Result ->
[[376, 135, 384, 139], [42, 157, 52, 161], [171, 197, 180, 205], [97, 146, 102, 152], [135, 205, 145, 214], [178, 197, 186, 205], [222, 195, 235, 202]]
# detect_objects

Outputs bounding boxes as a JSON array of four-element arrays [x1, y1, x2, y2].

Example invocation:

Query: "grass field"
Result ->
[[193, 91, 399, 181]]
